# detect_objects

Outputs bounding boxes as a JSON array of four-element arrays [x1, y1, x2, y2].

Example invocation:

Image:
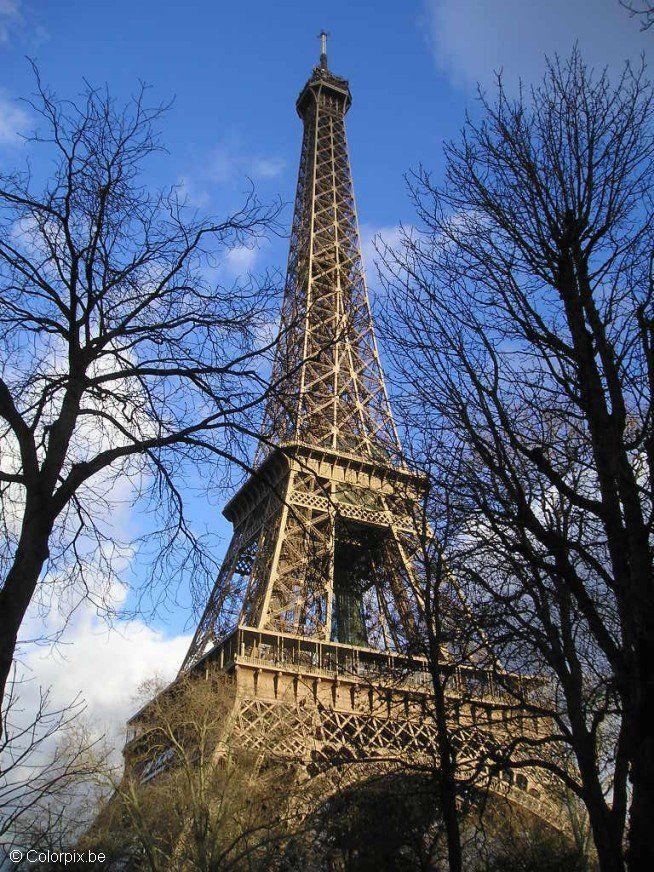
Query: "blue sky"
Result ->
[[2, 0, 652, 738], [1, 0, 455, 240]]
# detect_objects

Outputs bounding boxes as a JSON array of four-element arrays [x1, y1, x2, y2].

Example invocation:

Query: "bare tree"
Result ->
[[82, 673, 303, 870], [393, 457, 587, 872], [381, 52, 654, 872], [0, 68, 282, 735], [0, 674, 109, 860], [410, 485, 465, 872], [395, 465, 478, 872], [620, 1, 654, 30], [476, 805, 593, 872]]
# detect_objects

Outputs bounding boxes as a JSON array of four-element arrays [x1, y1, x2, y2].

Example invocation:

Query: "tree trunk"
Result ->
[[438, 758, 463, 872], [0, 504, 53, 737], [626, 631, 654, 871], [429, 662, 462, 872], [577, 756, 625, 872], [592, 828, 626, 872], [627, 770, 654, 871]]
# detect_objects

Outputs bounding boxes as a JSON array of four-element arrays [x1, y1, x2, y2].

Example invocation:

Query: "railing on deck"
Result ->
[[195, 624, 533, 704]]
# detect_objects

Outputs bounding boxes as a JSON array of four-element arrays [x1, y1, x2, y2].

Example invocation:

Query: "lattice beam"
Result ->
[[257, 62, 401, 464]]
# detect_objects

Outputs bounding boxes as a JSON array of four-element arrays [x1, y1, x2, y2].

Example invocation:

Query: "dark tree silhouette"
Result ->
[[0, 70, 281, 737], [382, 53, 654, 872], [620, 1, 654, 30]]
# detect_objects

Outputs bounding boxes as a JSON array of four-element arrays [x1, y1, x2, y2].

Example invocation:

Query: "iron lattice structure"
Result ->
[[256, 60, 401, 463], [182, 51, 424, 671], [156, 44, 566, 837]]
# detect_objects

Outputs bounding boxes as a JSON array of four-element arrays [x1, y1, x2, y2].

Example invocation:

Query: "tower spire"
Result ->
[[257, 50, 401, 465], [319, 29, 329, 70]]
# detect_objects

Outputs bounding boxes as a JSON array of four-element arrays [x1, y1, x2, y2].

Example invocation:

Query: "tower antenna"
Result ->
[[318, 29, 329, 70]]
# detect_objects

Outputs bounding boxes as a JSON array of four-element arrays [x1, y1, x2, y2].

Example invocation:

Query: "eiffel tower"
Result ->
[[127, 36, 564, 840]]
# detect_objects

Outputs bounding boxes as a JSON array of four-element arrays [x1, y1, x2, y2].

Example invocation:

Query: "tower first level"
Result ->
[[127, 623, 564, 833]]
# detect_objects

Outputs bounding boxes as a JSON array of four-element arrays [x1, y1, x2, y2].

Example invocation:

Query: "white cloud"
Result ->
[[0, 0, 48, 47], [0, 94, 27, 145], [360, 223, 409, 278], [10, 464, 189, 750], [2, 572, 190, 840], [0, 0, 21, 44], [5, 467, 191, 797], [251, 156, 286, 179], [208, 142, 238, 183], [207, 139, 285, 184], [176, 175, 211, 208], [426, 0, 652, 92], [17, 597, 191, 748], [224, 242, 261, 276]]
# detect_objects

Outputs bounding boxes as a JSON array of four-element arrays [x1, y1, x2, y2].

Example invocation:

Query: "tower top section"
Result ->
[[181, 48, 416, 672], [296, 35, 352, 119], [257, 46, 402, 467]]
